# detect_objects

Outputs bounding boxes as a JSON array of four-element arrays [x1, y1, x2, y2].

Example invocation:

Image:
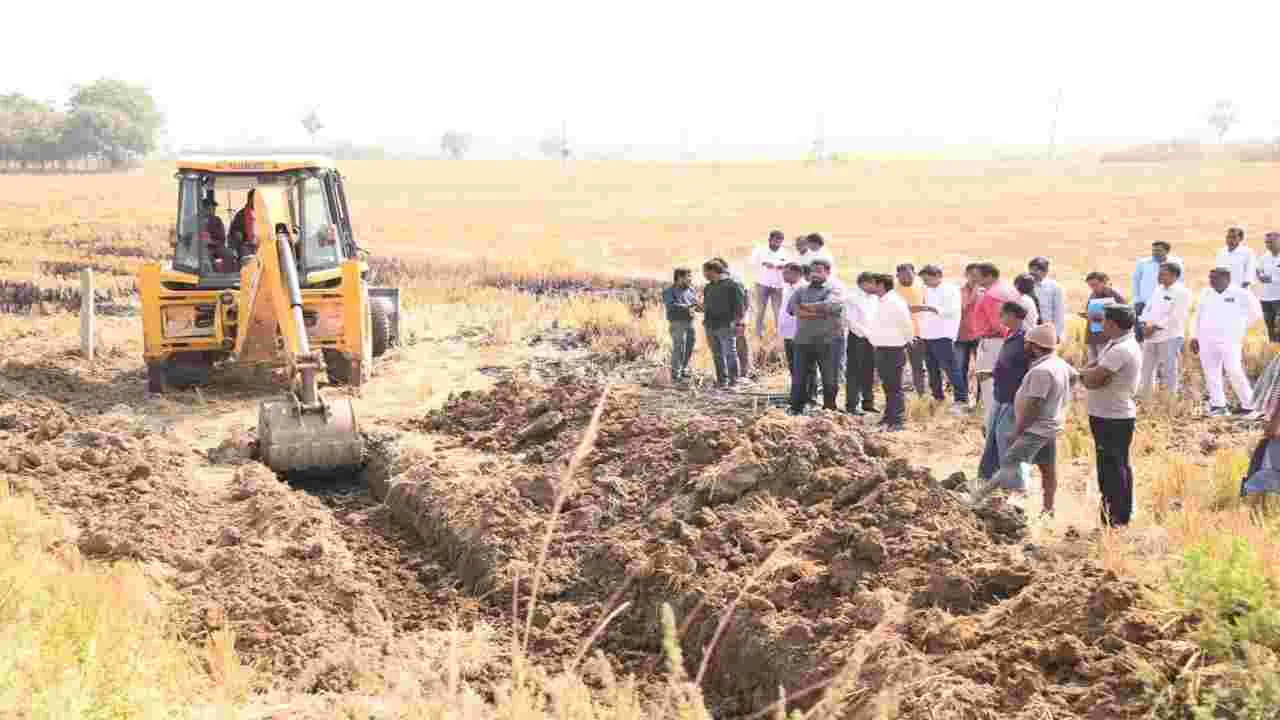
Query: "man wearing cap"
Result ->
[[980, 322, 1075, 517], [1216, 227, 1256, 289], [1028, 257, 1066, 342], [750, 230, 790, 340], [1256, 231, 1280, 343], [1081, 305, 1142, 527], [915, 264, 962, 406], [1192, 267, 1263, 417], [1138, 262, 1192, 397], [1132, 242, 1183, 342]]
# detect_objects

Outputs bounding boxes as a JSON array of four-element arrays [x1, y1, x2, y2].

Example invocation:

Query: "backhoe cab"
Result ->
[[138, 154, 400, 473]]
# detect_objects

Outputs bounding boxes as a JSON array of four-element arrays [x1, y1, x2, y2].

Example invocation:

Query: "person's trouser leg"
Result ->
[[754, 284, 771, 339], [876, 346, 907, 426], [1139, 340, 1161, 396], [924, 338, 955, 401], [1222, 342, 1255, 409], [707, 327, 729, 385], [1164, 337, 1184, 394], [790, 344, 816, 413], [991, 431, 1051, 497], [857, 336, 877, 409], [976, 338, 1004, 429], [1134, 302, 1146, 342], [847, 333, 875, 411], [1265, 301, 1280, 343], [735, 329, 751, 377], [813, 341, 838, 410], [767, 286, 783, 338], [784, 338, 796, 379], [907, 340, 926, 394], [1090, 416, 1135, 527], [977, 403, 1004, 480], [953, 340, 974, 403], [669, 321, 692, 380], [829, 332, 847, 406], [1200, 342, 1229, 408]]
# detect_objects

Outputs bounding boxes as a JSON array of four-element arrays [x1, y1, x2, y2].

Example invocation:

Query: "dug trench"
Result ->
[[0, 326, 1207, 717]]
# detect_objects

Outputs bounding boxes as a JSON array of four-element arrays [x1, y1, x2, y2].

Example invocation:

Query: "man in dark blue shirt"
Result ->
[[978, 301, 1031, 484], [663, 267, 701, 382]]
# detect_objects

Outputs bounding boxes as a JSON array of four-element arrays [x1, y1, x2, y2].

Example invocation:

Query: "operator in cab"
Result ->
[[202, 191, 226, 245]]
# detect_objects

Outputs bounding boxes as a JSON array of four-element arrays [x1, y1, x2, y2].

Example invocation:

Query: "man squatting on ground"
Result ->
[[751, 230, 789, 340], [662, 268, 701, 383], [787, 258, 845, 414], [701, 260, 745, 388], [1137, 262, 1191, 397], [868, 273, 913, 431], [1192, 267, 1263, 417], [1081, 305, 1142, 527]]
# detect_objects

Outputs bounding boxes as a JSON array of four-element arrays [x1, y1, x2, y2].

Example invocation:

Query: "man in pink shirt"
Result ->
[[971, 263, 1019, 427]]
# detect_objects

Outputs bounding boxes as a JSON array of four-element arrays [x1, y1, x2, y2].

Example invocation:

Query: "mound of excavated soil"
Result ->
[[381, 376, 1201, 718]]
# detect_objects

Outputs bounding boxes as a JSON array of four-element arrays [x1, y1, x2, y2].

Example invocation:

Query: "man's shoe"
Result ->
[[883, 423, 906, 433], [847, 407, 865, 416], [1207, 406, 1230, 418], [1232, 406, 1255, 416], [862, 405, 879, 414]]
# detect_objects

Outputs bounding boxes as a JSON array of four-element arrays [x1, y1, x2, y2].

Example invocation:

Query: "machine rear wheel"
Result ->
[[371, 298, 393, 358], [323, 348, 368, 386]]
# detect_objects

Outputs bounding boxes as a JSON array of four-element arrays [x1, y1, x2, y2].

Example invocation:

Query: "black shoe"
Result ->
[[847, 407, 865, 416], [863, 405, 879, 414], [884, 423, 906, 433]]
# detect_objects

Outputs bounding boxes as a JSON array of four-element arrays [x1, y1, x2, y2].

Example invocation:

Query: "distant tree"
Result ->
[[1208, 100, 1239, 142], [440, 129, 472, 160], [301, 106, 324, 144], [67, 78, 163, 166], [539, 129, 569, 160]]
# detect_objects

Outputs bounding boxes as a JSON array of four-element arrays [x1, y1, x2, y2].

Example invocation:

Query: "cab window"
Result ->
[[298, 176, 340, 271], [174, 176, 202, 273]]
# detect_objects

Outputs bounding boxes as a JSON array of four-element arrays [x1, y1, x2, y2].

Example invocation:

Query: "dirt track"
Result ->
[[0, 315, 1251, 717]]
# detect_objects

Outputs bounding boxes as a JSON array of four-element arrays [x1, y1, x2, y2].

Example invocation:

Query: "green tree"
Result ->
[[66, 78, 163, 166]]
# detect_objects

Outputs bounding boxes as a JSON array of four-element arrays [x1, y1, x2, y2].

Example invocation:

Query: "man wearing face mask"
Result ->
[[786, 258, 845, 414]]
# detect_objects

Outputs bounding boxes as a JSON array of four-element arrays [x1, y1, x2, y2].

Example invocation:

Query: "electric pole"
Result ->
[[812, 112, 826, 165], [1047, 88, 1064, 160]]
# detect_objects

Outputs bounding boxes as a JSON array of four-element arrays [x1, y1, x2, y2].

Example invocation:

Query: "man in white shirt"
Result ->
[[1028, 257, 1067, 342], [1256, 231, 1280, 343], [749, 230, 790, 340], [803, 233, 835, 275], [914, 264, 963, 406], [1215, 227, 1256, 289], [778, 263, 814, 405], [1132, 241, 1184, 342], [1137, 262, 1192, 396], [844, 271, 880, 415], [1192, 267, 1264, 417], [867, 274, 914, 431]]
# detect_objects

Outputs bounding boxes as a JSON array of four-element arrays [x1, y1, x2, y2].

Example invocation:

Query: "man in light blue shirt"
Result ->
[[1132, 241, 1183, 341], [1028, 257, 1066, 342]]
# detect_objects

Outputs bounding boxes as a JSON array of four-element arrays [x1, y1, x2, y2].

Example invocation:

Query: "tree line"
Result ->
[[0, 79, 162, 172]]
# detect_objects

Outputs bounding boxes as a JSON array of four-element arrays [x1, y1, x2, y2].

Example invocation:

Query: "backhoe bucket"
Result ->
[[258, 395, 363, 473]]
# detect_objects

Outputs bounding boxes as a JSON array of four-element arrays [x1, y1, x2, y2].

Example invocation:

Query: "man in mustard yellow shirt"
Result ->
[[896, 263, 926, 395]]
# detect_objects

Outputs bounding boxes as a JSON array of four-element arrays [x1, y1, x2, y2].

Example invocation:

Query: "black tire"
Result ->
[[324, 348, 356, 385], [370, 298, 393, 358], [163, 352, 212, 388], [146, 362, 165, 394]]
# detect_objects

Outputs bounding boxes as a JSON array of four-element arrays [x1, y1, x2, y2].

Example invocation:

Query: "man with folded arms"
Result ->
[[914, 264, 963, 408]]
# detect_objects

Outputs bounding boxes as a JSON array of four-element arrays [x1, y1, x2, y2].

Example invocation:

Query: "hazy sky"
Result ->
[[8, 1, 1280, 151]]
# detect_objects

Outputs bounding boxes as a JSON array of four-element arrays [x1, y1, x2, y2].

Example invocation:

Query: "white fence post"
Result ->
[[80, 269, 94, 362]]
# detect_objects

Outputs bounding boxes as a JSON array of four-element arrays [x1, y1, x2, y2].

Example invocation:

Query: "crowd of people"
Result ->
[[663, 228, 1280, 526]]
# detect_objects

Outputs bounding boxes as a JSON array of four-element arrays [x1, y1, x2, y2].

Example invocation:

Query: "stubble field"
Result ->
[[2, 158, 1280, 719]]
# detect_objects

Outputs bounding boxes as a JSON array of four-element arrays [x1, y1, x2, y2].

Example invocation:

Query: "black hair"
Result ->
[[1001, 301, 1028, 320], [1228, 227, 1244, 239], [1152, 241, 1172, 251], [1085, 271, 1109, 284], [809, 258, 832, 271], [856, 271, 877, 285], [965, 262, 980, 272], [702, 260, 724, 273], [1014, 273, 1041, 316], [874, 274, 895, 292], [1104, 305, 1135, 330], [769, 229, 784, 240], [806, 233, 825, 248], [673, 267, 692, 281], [976, 262, 999, 279], [783, 262, 804, 273], [896, 263, 915, 274], [1160, 262, 1182, 279], [1028, 256, 1050, 272]]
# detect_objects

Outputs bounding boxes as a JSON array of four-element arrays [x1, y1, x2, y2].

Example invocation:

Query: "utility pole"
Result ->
[[811, 112, 826, 165], [560, 119, 569, 165], [1047, 88, 1064, 160]]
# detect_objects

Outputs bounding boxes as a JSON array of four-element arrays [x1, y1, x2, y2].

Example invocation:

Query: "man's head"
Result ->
[[673, 267, 692, 287], [768, 230, 784, 251], [1210, 267, 1231, 292], [1014, 273, 1037, 299], [873, 273, 895, 295], [1158, 262, 1181, 288], [918, 264, 943, 288], [782, 262, 804, 285], [1000, 301, 1028, 334], [710, 257, 730, 276], [1027, 256, 1050, 283], [1024, 322, 1057, 360], [701, 260, 725, 282], [806, 233, 825, 252], [808, 258, 831, 284], [1102, 305, 1136, 339], [975, 262, 1000, 288], [856, 271, 878, 294], [1152, 241, 1171, 262], [1226, 227, 1244, 250], [964, 262, 981, 287], [794, 235, 809, 254], [1085, 271, 1110, 295], [1267, 232, 1280, 254], [896, 263, 916, 286]]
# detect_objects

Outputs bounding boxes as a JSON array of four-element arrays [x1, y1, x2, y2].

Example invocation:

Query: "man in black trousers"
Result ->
[[1079, 305, 1142, 527], [845, 271, 880, 414], [785, 259, 845, 414]]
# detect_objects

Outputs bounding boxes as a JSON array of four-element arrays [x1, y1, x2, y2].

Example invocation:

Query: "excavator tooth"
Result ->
[[258, 395, 363, 473]]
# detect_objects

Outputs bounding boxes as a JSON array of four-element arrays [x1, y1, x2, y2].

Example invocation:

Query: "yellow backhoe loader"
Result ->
[[138, 154, 400, 473]]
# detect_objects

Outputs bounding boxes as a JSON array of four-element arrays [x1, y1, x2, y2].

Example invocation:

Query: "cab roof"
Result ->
[[177, 153, 337, 173]]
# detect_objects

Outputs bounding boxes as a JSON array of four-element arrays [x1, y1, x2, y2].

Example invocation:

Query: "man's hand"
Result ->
[[1190, 338, 1200, 354], [910, 305, 939, 314]]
